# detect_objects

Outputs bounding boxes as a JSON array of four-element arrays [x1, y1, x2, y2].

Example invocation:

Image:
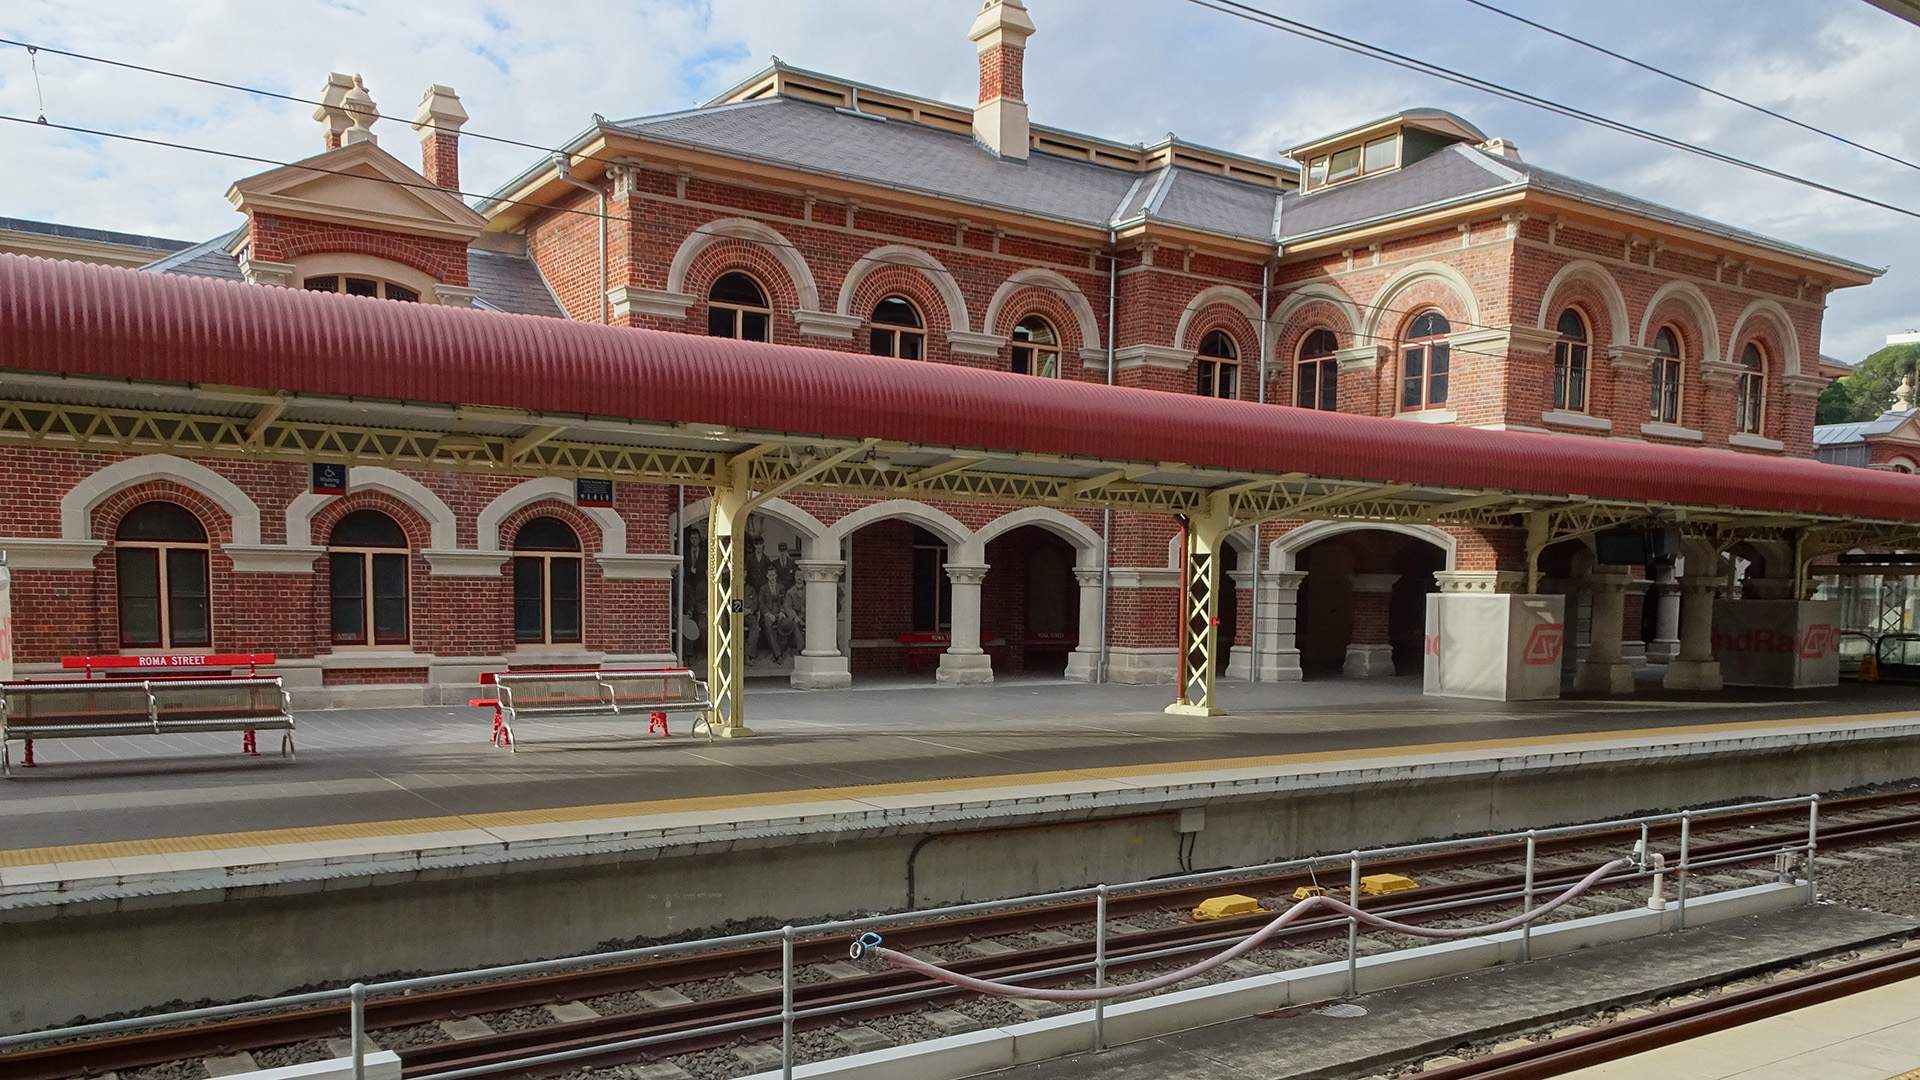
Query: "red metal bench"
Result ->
[[470, 667, 711, 750], [1, 654, 293, 775]]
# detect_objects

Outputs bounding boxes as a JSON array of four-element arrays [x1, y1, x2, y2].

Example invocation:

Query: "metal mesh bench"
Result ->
[[0, 676, 294, 776], [474, 668, 712, 750]]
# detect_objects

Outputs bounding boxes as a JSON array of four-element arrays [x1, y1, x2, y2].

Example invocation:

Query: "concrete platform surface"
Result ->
[[3, 677, 1918, 867], [987, 904, 1920, 1079], [1558, 973, 1920, 1080]]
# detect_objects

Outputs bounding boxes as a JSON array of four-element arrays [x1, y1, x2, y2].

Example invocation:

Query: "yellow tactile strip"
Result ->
[[2, 708, 1912, 871]]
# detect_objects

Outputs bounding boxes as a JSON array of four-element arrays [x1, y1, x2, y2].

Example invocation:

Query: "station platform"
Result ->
[[4, 676, 1920, 890]]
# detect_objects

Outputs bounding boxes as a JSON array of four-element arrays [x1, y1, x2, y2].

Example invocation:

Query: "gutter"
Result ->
[[1099, 227, 1118, 684]]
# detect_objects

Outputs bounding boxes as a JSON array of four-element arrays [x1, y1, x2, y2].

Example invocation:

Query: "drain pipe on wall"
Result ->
[[1099, 236, 1119, 683], [1247, 261, 1271, 684], [553, 153, 609, 324]]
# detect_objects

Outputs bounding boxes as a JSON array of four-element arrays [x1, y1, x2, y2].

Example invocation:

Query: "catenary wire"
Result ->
[[1458, 0, 1920, 173], [1181, 0, 1920, 222], [0, 110, 1636, 379]]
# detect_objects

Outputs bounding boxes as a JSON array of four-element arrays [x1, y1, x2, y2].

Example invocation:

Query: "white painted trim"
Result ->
[[948, 330, 1007, 357], [1269, 283, 1363, 348], [815, 499, 972, 559], [1726, 297, 1803, 376], [288, 254, 441, 305], [475, 476, 627, 554], [1637, 279, 1721, 362], [674, 495, 828, 540], [1112, 344, 1195, 371], [1640, 421, 1704, 443], [596, 553, 681, 580], [1172, 285, 1264, 355], [606, 284, 694, 320], [1359, 261, 1481, 344], [1729, 432, 1786, 453], [63, 454, 262, 544], [1540, 409, 1613, 432], [834, 244, 972, 333], [792, 310, 863, 339], [664, 217, 823, 311], [225, 544, 324, 574], [1536, 258, 1630, 348], [1395, 409, 1457, 424], [1271, 519, 1457, 572], [285, 466, 457, 549], [983, 268, 1103, 351], [423, 550, 508, 577], [963, 507, 1102, 566], [0, 538, 105, 570]]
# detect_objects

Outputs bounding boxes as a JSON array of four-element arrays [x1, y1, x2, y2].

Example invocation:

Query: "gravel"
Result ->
[[250, 1039, 332, 1069], [366, 1021, 450, 1050], [1820, 846, 1920, 917]]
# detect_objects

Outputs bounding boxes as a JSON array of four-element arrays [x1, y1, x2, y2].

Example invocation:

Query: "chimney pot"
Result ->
[[969, 0, 1036, 160], [412, 84, 470, 191]]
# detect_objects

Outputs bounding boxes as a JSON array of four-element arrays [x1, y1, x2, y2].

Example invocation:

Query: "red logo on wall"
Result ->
[[1522, 623, 1565, 666], [1799, 623, 1839, 660]]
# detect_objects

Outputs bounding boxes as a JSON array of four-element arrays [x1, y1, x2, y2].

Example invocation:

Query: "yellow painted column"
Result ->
[[1167, 497, 1231, 717], [705, 461, 753, 738]]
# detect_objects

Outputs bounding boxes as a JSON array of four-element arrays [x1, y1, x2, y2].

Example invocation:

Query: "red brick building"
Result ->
[[0, 1, 1882, 705]]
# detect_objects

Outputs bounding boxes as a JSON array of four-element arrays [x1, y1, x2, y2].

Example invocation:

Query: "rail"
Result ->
[[0, 793, 1826, 1080]]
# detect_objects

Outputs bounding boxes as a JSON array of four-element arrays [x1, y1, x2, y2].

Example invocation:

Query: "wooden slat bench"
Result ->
[[2, 655, 294, 776], [471, 667, 712, 751]]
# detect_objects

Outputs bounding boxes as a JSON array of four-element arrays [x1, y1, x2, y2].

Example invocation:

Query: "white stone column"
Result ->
[[1574, 569, 1634, 694], [789, 559, 850, 690], [1255, 569, 1306, 682], [1648, 565, 1682, 662], [1343, 572, 1400, 678], [1663, 576, 1725, 690], [1064, 567, 1105, 683], [937, 563, 994, 685], [0, 552, 13, 682], [1224, 568, 1254, 680]]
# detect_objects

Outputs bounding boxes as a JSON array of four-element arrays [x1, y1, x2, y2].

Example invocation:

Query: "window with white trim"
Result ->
[[513, 516, 583, 645], [328, 509, 410, 647], [1650, 326, 1684, 425], [1552, 308, 1590, 412], [1196, 330, 1239, 399], [1400, 310, 1451, 411], [869, 296, 925, 360], [708, 272, 771, 342], [303, 275, 419, 302], [114, 501, 211, 650], [1010, 315, 1060, 378], [1296, 328, 1339, 411], [1736, 342, 1768, 436]]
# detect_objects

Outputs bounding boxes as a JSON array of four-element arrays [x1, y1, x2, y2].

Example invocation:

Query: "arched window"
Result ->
[[303, 275, 419, 303], [1010, 315, 1060, 378], [1736, 342, 1768, 435], [869, 296, 925, 360], [513, 516, 583, 645], [328, 510, 409, 647], [707, 272, 771, 342], [1196, 330, 1239, 399], [1400, 310, 1451, 411], [1295, 328, 1340, 411], [1650, 326, 1684, 425], [114, 501, 211, 649], [1552, 308, 1590, 412]]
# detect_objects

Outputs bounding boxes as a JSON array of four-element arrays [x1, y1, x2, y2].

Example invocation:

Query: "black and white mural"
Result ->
[[679, 513, 847, 677]]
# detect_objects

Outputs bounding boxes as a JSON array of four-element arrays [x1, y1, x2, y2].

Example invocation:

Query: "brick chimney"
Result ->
[[969, 0, 1036, 160], [411, 85, 469, 192]]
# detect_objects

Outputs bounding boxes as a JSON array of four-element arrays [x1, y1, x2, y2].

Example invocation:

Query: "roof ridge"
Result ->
[[1454, 142, 1527, 186], [139, 228, 242, 274]]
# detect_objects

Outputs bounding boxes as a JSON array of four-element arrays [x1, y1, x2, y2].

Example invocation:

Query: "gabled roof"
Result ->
[[227, 139, 485, 241], [1284, 108, 1488, 160], [1814, 410, 1920, 447]]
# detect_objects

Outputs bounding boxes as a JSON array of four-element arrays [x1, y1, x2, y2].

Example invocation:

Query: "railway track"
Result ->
[[1409, 944, 1920, 1079], [5, 789, 1916, 1080]]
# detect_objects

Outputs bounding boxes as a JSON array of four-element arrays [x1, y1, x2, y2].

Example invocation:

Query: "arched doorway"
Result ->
[[983, 524, 1080, 676], [846, 519, 954, 678], [1289, 526, 1449, 679]]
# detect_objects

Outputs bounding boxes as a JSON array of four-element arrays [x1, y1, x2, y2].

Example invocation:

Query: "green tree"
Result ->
[[1818, 343, 1920, 425]]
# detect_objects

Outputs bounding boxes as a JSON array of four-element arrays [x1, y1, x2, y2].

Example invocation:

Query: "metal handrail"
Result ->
[[0, 792, 1824, 1080]]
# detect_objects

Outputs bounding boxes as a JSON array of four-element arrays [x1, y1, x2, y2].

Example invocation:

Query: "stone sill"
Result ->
[[1395, 409, 1457, 424], [1729, 432, 1786, 453], [1540, 409, 1612, 433], [1640, 421, 1704, 443]]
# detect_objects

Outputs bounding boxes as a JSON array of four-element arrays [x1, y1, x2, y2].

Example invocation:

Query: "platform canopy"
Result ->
[[2, 254, 1916, 554]]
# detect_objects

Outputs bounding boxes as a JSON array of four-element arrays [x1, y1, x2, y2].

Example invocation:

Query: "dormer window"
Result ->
[[304, 275, 419, 303], [1304, 135, 1401, 191], [1327, 145, 1362, 184]]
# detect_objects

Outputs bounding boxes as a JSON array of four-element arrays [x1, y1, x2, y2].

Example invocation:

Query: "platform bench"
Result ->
[[0, 674, 294, 776], [472, 668, 712, 751]]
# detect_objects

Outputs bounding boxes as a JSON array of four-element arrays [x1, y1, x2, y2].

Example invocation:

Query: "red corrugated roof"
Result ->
[[2, 253, 1917, 524]]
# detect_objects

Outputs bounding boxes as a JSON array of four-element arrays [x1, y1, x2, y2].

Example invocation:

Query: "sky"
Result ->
[[0, 0, 1915, 363]]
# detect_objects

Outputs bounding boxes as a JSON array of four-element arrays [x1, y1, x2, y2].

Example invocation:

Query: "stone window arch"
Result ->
[[114, 501, 212, 650]]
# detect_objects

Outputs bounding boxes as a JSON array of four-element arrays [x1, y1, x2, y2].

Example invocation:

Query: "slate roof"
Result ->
[[139, 230, 566, 318], [1813, 413, 1917, 448], [598, 96, 1876, 276], [0, 216, 193, 254]]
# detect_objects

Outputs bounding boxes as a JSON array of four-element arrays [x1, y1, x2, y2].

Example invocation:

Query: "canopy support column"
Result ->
[[1168, 498, 1231, 717], [704, 459, 753, 738]]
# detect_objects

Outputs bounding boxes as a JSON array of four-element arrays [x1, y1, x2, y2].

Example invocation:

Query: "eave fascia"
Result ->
[[1519, 191, 1880, 289], [1277, 189, 1527, 257], [1111, 219, 1277, 260]]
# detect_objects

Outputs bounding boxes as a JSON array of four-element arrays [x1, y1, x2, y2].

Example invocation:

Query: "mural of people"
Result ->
[[680, 512, 840, 677]]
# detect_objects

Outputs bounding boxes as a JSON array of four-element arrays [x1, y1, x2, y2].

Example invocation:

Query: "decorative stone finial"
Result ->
[[312, 72, 356, 150], [341, 75, 378, 146], [1896, 373, 1915, 414], [1480, 137, 1522, 160]]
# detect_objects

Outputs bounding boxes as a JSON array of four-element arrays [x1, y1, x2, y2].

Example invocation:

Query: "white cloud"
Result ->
[[1, 0, 1913, 358]]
